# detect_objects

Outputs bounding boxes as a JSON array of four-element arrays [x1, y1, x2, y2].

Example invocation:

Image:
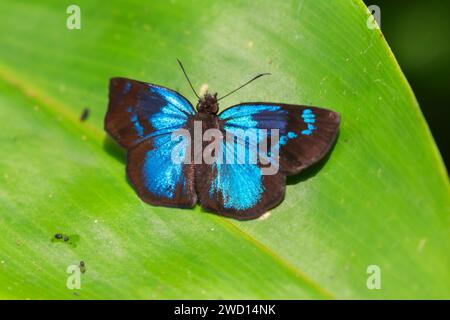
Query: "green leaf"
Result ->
[[0, 0, 448, 299]]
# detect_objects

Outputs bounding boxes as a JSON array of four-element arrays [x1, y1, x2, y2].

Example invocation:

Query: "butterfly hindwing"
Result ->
[[195, 103, 340, 219], [195, 138, 286, 220], [127, 130, 197, 208], [105, 78, 197, 207]]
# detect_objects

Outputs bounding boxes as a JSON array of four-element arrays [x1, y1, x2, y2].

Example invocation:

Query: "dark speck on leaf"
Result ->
[[80, 108, 90, 122], [79, 261, 86, 273], [51, 233, 79, 247]]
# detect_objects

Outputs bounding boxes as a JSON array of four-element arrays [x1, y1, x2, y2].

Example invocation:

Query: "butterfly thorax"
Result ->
[[197, 92, 219, 115]]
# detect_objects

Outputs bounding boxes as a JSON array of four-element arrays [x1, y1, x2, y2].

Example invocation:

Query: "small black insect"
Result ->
[[80, 107, 90, 122], [79, 261, 86, 273], [54, 233, 62, 240], [63, 236, 69, 242]]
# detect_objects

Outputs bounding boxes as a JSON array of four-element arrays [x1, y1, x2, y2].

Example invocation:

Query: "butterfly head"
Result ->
[[176, 59, 269, 115], [197, 92, 219, 114]]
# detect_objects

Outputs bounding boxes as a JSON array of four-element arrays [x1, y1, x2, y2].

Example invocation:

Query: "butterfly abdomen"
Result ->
[[193, 112, 220, 198]]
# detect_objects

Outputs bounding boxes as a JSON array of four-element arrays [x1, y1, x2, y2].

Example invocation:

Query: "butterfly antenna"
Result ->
[[177, 59, 200, 99], [217, 73, 271, 101]]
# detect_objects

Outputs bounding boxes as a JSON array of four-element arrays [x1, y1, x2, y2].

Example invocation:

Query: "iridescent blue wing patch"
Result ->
[[105, 78, 197, 207], [195, 103, 340, 219], [195, 138, 285, 220], [127, 131, 197, 207]]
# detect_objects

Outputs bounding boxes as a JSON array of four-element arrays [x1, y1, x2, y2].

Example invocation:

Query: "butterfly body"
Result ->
[[105, 77, 340, 220]]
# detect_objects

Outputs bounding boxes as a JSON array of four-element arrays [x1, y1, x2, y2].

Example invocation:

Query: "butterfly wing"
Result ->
[[219, 103, 341, 174], [105, 78, 197, 207], [195, 141, 286, 220], [196, 103, 340, 219]]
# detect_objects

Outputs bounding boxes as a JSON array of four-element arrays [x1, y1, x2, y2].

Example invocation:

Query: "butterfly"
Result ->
[[105, 61, 340, 220]]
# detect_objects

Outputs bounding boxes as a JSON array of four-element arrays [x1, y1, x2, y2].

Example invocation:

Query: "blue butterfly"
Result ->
[[105, 62, 340, 220]]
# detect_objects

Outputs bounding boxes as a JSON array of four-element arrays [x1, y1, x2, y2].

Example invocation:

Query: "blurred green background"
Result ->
[[364, 0, 450, 170]]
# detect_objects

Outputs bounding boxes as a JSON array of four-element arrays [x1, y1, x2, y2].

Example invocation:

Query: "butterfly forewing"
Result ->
[[105, 78, 196, 148], [219, 103, 340, 175]]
